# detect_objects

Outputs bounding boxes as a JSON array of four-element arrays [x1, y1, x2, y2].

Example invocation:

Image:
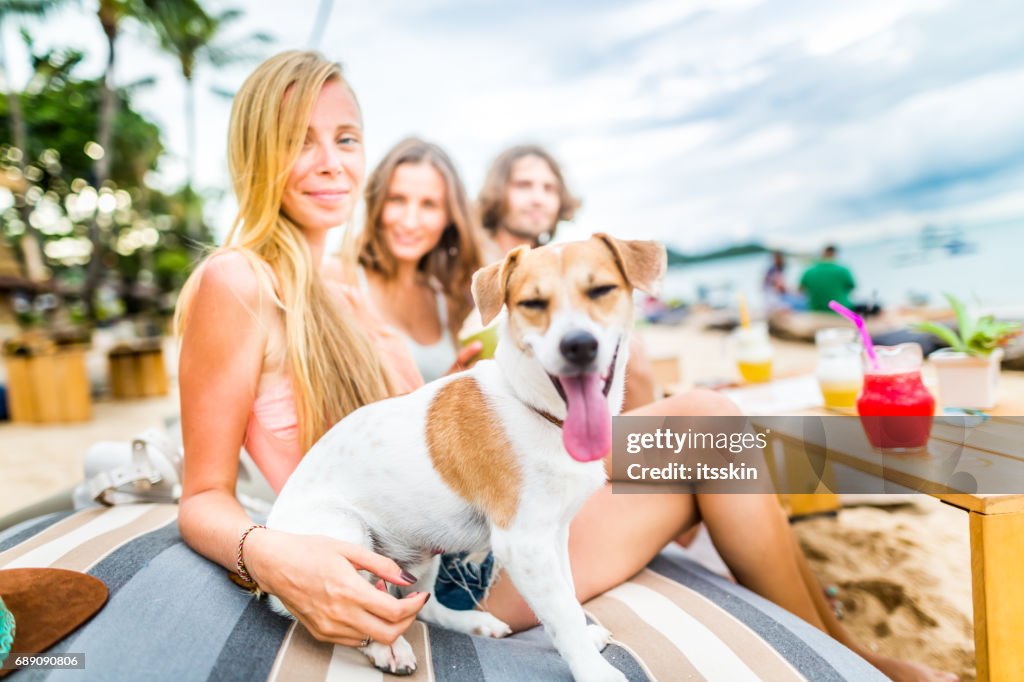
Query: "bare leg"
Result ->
[[696, 492, 826, 627], [484, 483, 699, 631]]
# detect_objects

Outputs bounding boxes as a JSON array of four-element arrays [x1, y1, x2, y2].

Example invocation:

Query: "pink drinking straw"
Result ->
[[828, 300, 880, 370]]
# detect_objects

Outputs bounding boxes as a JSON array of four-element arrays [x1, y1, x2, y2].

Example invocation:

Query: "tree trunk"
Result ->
[[84, 23, 119, 321], [184, 74, 199, 240]]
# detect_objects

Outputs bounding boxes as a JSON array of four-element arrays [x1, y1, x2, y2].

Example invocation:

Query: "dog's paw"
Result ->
[[587, 623, 613, 652], [438, 609, 512, 638], [361, 637, 417, 676], [470, 611, 513, 638]]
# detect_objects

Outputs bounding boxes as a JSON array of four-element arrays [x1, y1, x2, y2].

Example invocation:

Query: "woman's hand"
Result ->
[[446, 340, 483, 375], [244, 529, 429, 646]]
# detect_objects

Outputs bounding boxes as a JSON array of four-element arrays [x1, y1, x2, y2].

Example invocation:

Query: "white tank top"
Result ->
[[358, 267, 456, 383]]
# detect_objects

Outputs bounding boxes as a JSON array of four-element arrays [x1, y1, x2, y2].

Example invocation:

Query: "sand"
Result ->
[[794, 497, 975, 681]]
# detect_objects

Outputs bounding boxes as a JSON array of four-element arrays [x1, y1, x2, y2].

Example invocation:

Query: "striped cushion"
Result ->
[[0, 505, 884, 681]]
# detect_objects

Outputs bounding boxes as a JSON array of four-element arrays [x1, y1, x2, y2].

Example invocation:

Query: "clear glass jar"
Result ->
[[734, 322, 773, 383], [814, 328, 862, 413]]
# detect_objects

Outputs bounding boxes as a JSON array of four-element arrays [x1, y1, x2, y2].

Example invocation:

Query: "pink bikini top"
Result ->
[[190, 253, 425, 494]]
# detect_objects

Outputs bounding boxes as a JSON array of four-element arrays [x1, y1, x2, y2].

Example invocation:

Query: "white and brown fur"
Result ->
[[267, 234, 666, 681]]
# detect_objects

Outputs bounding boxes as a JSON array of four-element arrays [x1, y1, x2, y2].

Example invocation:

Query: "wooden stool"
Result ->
[[4, 346, 92, 423], [108, 341, 168, 399]]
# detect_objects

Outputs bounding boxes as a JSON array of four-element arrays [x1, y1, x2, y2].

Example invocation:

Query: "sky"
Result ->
[[4, 0, 1024, 253]]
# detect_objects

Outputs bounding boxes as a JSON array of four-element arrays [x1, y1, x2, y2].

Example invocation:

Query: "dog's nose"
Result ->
[[560, 330, 599, 367]]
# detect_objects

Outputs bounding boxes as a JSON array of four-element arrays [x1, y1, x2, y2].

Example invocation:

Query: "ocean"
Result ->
[[662, 220, 1023, 313]]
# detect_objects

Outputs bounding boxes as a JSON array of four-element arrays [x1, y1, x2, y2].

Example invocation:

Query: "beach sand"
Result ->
[[794, 497, 975, 681]]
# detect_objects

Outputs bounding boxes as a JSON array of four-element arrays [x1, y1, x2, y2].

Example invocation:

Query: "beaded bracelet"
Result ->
[[236, 524, 266, 587]]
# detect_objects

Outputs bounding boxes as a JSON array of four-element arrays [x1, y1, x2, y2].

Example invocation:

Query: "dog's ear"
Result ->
[[472, 246, 527, 325], [594, 233, 667, 296]]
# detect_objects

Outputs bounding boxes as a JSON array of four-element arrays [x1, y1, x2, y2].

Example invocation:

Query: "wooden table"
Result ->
[[723, 372, 1024, 682]]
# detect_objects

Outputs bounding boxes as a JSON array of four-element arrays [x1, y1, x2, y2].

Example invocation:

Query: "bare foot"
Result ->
[[864, 652, 958, 682]]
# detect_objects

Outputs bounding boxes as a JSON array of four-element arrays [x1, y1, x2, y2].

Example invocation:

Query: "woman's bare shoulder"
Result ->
[[194, 250, 275, 308]]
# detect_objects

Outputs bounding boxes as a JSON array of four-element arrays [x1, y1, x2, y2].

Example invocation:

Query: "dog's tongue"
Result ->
[[559, 374, 611, 462]]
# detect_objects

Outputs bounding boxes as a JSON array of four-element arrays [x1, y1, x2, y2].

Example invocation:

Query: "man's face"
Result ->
[[504, 155, 561, 238]]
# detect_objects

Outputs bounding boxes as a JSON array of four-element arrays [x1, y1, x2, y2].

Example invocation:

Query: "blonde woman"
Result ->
[[356, 137, 484, 382], [176, 51, 428, 647], [175, 51, 954, 681]]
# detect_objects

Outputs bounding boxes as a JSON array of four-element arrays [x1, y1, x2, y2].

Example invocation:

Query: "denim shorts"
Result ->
[[433, 551, 497, 610]]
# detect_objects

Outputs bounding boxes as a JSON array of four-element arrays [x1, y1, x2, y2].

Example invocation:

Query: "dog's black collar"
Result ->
[[529, 406, 564, 428]]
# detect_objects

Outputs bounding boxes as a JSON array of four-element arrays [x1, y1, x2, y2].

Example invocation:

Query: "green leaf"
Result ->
[[944, 292, 975, 345], [914, 321, 965, 351], [952, 309, 1023, 356]]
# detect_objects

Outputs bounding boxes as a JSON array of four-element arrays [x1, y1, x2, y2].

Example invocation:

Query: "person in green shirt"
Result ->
[[799, 245, 878, 314]]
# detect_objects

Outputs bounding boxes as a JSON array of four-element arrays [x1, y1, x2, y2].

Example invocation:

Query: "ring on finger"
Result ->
[[359, 635, 371, 648]]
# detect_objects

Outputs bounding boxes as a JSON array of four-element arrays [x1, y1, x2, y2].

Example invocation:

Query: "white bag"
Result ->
[[73, 429, 182, 508], [72, 429, 275, 516]]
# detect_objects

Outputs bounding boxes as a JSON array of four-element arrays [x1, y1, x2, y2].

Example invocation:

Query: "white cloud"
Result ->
[[6, 0, 1023, 253]]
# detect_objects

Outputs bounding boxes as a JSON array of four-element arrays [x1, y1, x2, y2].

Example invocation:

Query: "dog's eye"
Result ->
[[518, 298, 549, 311], [587, 285, 617, 300]]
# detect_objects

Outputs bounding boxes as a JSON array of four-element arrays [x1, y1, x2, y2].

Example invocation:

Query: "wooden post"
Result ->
[[970, 509, 1024, 682], [773, 434, 841, 517]]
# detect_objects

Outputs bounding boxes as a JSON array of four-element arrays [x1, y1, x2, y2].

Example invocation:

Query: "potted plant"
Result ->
[[915, 293, 1022, 409]]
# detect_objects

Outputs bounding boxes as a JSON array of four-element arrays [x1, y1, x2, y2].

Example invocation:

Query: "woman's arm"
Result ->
[[176, 254, 428, 645], [177, 253, 268, 568]]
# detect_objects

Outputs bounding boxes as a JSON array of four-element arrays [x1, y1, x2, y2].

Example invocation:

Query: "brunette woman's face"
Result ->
[[281, 80, 365, 232], [381, 162, 450, 265]]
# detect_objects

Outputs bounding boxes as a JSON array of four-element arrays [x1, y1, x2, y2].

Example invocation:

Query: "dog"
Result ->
[[266, 234, 666, 681]]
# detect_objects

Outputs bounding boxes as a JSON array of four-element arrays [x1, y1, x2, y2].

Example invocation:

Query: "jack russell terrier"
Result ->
[[266, 234, 666, 681]]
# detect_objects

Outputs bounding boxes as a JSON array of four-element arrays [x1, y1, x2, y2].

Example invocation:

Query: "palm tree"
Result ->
[[82, 0, 158, 318], [145, 0, 271, 239], [0, 0, 67, 282]]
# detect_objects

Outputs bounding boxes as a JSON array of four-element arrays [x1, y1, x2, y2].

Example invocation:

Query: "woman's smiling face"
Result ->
[[281, 79, 365, 232], [380, 162, 450, 264]]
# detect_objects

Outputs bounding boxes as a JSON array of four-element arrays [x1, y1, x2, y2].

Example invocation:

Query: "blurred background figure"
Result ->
[[763, 249, 806, 313], [799, 245, 880, 316], [356, 137, 483, 382]]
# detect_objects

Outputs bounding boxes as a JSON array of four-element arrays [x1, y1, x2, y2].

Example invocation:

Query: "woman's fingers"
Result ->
[[341, 543, 418, 586], [285, 588, 418, 647], [448, 341, 483, 374], [458, 341, 483, 365], [350, 579, 429, 624]]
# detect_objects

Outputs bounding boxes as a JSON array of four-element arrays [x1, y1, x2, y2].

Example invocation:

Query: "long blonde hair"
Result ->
[[358, 137, 482, 341], [176, 50, 392, 451]]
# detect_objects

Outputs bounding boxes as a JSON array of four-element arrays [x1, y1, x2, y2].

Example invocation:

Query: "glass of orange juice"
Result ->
[[735, 322, 773, 383], [815, 328, 862, 412]]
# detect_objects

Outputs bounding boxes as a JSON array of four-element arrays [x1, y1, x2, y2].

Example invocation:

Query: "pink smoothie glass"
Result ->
[[856, 344, 935, 453]]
